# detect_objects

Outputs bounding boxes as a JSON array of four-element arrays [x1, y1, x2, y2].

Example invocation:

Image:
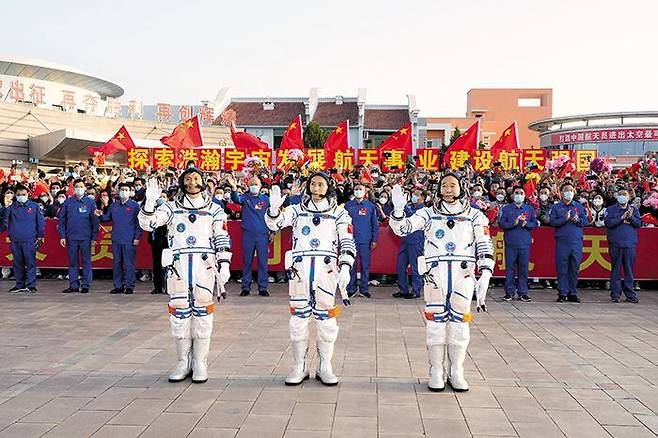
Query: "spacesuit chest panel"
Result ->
[[424, 214, 476, 261], [168, 208, 214, 253], [291, 210, 339, 257]]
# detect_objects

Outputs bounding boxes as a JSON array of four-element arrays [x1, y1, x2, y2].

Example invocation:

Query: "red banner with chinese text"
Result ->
[[2, 220, 657, 280]]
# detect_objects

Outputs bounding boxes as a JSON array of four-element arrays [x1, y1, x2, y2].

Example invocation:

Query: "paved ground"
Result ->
[[0, 280, 657, 438]]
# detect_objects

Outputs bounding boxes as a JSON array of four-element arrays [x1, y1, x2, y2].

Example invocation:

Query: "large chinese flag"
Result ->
[[87, 125, 136, 156], [377, 122, 412, 156], [280, 115, 304, 150], [442, 120, 480, 168], [324, 120, 350, 168], [160, 116, 203, 149], [230, 124, 269, 154], [489, 121, 520, 157]]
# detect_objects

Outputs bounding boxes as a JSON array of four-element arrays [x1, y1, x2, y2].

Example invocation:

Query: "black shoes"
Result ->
[[393, 291, 415, 299], [240, 290, 250, 297], [258, 290, 269, 297], [110, 288, 124, 294], [611, 298, 620, 303], [27, 287, 37, 294], [556, 296, 566, 302], [151, 289, 165, 295], [625, 297, 639, 303], [502, 294, 513, 302], [567, 295, 580, 303], [392, 291, 405, 298], [362, 291, 372, 298], [403, 293, 417, 299], [9, 286, 26, 293], [124, 288, 134, 295], [518, 295, 532, 303], [62, 287, 78, 294], [80, 288, 89, 294]]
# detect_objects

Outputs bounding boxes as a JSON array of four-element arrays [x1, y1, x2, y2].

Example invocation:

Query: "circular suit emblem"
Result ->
[[435, 229, 445, 239], [445, 241, 456, 253], [310, 238, 320, 248], [301, 225, 311, 236], [186, 236, 197, 246], [176, 223, 186, 233]]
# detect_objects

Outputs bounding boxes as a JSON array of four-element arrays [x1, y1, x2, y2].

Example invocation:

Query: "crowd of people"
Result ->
[[1, 150, 657, 303]]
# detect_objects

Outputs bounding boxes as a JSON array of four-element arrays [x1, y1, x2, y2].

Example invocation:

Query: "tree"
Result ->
[[448, 127, 462, 146], [303, 121, 330, 149]]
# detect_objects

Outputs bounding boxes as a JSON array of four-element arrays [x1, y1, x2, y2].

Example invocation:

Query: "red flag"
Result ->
[[280, 115, 304, 150], [489, 122, 520, 158], [442, 121, 480, 168], [230, 124, 269, 153], [160, 116, 203, 149], [378, 122, 412, 155], [641, 213, 658, 226], [324, 120, 350, 168], [88, 125, 135, 156], [523, 179, 536, 197]]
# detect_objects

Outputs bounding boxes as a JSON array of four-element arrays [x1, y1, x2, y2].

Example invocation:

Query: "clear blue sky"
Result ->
[[3, 0, 657, 117]]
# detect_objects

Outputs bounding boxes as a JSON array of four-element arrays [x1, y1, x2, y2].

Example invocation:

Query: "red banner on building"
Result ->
[[2, 220, 657, 280]]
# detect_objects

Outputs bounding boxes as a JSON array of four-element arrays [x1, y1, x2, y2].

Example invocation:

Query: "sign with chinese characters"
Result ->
[[439, 149, 595, 173], [551, 128, 658, 146]]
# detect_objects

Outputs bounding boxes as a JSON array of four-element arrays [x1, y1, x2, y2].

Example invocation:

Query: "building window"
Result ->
[[518, 98, 541, 107]]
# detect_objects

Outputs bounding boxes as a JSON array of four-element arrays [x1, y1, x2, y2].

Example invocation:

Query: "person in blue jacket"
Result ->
[[57, 178, 99, 294], [392, 189, 425, 299], [344, 183, 379, 298], [604, 188, 642, 303], [2, 185, 45, 293], [549, 182, 588, 302], [499, 186, 538, 302], [229, 175, 271, 297], [98, 182, 142, 295]]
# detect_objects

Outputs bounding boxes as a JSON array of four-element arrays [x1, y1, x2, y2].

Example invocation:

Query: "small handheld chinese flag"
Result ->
[[230, 124, 269, 154], [160, 116, 203, 149], [324, 120, 350, 168], [88, 125, 136, 156], [280, 115, 304, 150], [489, 121, 520, 158], [442, 120, 480, 168]]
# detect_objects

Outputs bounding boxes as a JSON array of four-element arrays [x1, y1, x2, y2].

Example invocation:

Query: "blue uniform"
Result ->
[[57, 196, 99, 290], [605, 203, 641, 300], [396, 203, 424, 297], [232, 191, 270, 292], [499, 202, 538, 297], [3, 200, 45, 289], [549, 200, 588, 298], [344, 198, 379, 295], [100, 199, 142, 289]]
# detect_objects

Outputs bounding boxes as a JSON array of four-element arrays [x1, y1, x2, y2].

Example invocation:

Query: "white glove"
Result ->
[[391, 184, 406, 214], [144, 178, 161, 212], [337, 265, 351, 302], [476, 270, 492, 312], [268, 185, 286, 214], [218, 263, 230, 286]]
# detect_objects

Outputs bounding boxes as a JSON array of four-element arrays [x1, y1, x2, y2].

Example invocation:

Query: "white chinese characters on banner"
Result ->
[[552, 128, 658, 145]]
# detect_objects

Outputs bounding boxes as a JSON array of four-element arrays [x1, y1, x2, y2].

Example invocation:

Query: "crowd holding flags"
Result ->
[[93, 113, 596, 174]]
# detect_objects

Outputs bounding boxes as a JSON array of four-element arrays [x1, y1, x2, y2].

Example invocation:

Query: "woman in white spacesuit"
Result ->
[[139, 167, 232, 384], [266, 172, 356, 386], [389, 172, 494, 392]]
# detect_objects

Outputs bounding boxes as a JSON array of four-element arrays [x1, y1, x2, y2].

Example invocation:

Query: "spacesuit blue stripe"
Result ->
[[447, 261, 453, 298], [290, 298, 308, 301], [309, 257, 316, 295], [188, 255, 194, 307], [452, 291, 468, 300], [426, 303, 445, 308], [318, 286, 334, 297], [195, 283, 212, 294]]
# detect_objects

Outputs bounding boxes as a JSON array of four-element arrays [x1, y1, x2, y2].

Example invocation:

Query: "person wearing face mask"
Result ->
[[97, 183, 143, 295], [57, 179, 99, 294], [212, 188, 225, 209], [605, 188, 641, 303], [344, 183, 378, 298], [376, 190, 393, 219], [1, 185, 45, 293], [392, 189, 425, 299], [132, 178, 146, 203], [499, 187, 538, 302], [228, 175, 271, 297], [147, 191, 170, 295], [49, 182, 62, 199], [549, 182, 588, 303], [45, 190, 67, 218], [590, 194, 607, 227], [536, 186, 554, 225]]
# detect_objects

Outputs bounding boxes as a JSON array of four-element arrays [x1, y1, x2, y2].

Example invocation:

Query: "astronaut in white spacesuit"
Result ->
[[266, 172, 355, 386], [139, 167, 231, 384], [389, 172, 494, 392]]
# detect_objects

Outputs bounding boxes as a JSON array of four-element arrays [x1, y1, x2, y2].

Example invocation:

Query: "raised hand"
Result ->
[[268, 185, 286, 213], [391, 184, 406, 213]]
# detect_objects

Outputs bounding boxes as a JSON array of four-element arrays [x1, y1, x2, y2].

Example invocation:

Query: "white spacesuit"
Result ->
[[266, 172, 355, 386], [389, 173, 494, 392], [139, 168, 231, 384]]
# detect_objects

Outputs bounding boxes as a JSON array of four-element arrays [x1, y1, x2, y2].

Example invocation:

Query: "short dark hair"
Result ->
[[118, 182, 132, 190], [512, 185, 525, 192], [56, 190, 67, 198], [560, 182, 574, 191], [73, 178, 85, 187], [15, 184, 28, 193]]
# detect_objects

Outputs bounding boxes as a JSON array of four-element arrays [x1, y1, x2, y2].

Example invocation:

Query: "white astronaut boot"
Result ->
[[446, 321, 470, 392], [426, 320, 447, 392], [191, 337, 211, 383], [286, 316, 310, 385], [315, 318, 339, 386], [168, 337, 193, 382]]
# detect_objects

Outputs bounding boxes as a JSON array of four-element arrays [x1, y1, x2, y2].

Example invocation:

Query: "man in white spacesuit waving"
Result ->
[[266, 172, 355, 386], [389, 172, 494, 392], [139, 167, 231, 384]]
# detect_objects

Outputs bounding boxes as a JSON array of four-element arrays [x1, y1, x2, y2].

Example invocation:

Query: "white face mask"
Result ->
[[57, 197, 66, 204], [379, 197, 388, 205], [472, 191, 482, 198], [496, 194, 505, 202], [593, 198, 603, 207], [119, 190, 130, 200], [354, 189, 365, 199], [539, 194, 549, 202]]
